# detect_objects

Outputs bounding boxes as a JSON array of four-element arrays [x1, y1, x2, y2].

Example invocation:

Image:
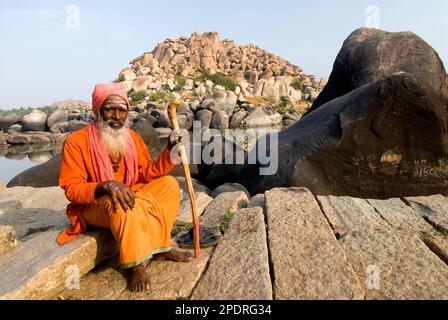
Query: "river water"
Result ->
[[0, 142, 63, 185], [0, 156, 40, 185]]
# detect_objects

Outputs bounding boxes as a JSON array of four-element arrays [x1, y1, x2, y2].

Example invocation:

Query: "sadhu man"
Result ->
[[57, 82, 192, 292]]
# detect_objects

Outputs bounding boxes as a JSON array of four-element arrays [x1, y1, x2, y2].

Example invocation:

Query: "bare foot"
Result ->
[[128, 264, 151, 292], [153, 249, 193, 262]]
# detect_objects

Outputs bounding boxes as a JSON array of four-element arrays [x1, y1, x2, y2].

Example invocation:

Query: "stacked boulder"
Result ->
[[116, 31, 325, 107], [132, 92, 303, 140]]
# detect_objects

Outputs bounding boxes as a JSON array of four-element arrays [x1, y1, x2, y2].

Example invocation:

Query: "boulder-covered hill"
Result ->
[[115, 31, 326, 107]]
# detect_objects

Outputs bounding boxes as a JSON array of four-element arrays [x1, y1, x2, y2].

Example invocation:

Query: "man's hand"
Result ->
[[96, 181, 136, 212], [167, 129, 189, 151]]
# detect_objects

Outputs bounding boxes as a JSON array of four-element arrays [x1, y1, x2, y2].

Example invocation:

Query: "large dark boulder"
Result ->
[[131, 120, 162, 159], [7, 153, 61, 187], [305, 28, 448, 116], [132, 119, 205, 178], [239, 29, 448, 198], [204, 138, 247, 189]]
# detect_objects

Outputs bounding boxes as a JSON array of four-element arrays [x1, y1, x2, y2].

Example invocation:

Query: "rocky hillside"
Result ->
[[116, 31, 326, 108]]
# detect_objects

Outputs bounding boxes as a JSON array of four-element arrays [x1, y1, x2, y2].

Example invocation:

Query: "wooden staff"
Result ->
[[167, 100, 200, 258]]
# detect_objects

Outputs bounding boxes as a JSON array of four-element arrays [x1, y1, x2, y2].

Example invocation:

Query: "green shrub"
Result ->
[[148, 90, 175, 102], [277, 97, 290, 114], [113, 74, 126, 83], [219, 210, 236, 234], [129, 90, 146, 105], [291, 79, 303, 92], [171, 222, 193, 237], [195, 71, 237, 91], [0, 106, 55, 117], [173, 76, 187, 92], [38, 106, 56, 115]]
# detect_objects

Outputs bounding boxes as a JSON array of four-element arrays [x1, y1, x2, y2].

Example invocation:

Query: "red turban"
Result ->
[[91, 83, 130, 116]]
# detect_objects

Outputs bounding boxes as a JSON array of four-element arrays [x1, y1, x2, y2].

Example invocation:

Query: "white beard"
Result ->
[[97, 115, 130, 158]]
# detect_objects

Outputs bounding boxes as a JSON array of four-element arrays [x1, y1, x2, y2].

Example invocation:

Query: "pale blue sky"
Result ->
[[0, 0, 447, 109]]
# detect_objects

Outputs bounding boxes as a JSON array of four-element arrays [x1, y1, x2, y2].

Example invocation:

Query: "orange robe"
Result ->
[[58, 126, 180, 268]]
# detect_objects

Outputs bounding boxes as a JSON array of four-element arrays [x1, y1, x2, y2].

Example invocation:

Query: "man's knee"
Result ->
[[163, 175, 181, 190], [158, 175, 181, 201], [96, 195, 128, 219], [97, 195, 114, 211]]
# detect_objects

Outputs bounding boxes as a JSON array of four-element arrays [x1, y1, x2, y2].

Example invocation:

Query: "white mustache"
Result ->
[[104, 119, 123, 126]]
